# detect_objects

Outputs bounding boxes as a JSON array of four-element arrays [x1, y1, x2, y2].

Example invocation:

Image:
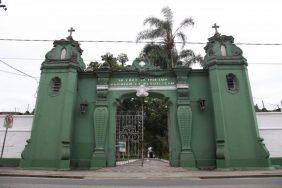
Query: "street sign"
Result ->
[[3, 114, 13, 128], [1, 114, 13, 158]]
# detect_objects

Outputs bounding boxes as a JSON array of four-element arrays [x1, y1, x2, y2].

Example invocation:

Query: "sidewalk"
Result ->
[[0, 160, 282, 179]]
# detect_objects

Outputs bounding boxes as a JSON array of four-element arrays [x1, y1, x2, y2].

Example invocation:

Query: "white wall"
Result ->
[[257, 112, 282, 158], [0, 115, 32, 158], [0, 113, 282, 158]]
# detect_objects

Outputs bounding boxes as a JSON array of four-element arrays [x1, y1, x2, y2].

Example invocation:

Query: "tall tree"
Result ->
[[137, 6, 194, 68], [117, 53, 129, 67], [101, 52, 121, 71]]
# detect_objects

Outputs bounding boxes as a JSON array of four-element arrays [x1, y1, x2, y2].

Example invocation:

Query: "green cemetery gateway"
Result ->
[[20, 30, 272, 170]]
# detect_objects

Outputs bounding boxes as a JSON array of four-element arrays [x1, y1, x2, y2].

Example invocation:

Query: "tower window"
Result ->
[[51, 77, 61, 95], [226, 73, 237, 91], [60, 48, 67, 59], [221, 45, 227, 56]]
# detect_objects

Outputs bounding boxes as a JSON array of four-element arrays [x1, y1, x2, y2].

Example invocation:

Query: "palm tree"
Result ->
[[136, 6, 194, 68], [177, 49, 203, 67], [140, 43, 170, 69]]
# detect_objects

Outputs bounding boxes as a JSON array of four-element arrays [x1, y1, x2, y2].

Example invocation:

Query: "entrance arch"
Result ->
[[91, 62, 197, 168], [110, 91, 180, 166]]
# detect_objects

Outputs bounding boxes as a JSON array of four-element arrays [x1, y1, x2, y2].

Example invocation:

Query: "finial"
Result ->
[[0, 0, 7, 11], [212, 23, 220, 35], [68, 27, 75, 37]]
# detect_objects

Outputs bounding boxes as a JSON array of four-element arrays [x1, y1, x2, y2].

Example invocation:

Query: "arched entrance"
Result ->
[[106, 89, 182, 167], [90, 60, 198, 168], [115, 94, 171, 166]]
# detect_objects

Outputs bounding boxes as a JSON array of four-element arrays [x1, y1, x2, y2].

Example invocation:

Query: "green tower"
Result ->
[[20, 36, 86, 169], [202, 31, 271, 169]]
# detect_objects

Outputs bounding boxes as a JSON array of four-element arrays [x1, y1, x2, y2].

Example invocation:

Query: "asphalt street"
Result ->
[[0, 176, 282, 188]]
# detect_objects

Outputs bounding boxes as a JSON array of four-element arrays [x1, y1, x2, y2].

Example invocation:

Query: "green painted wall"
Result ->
[[188, 71, 216, 168], [71, 74, 97, 169], [20, 34, 271, 170], [67, 70, 216, 169]]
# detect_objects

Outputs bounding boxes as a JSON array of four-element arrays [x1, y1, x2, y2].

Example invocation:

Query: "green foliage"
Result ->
[[117, 53, 129, 67], [117, 97, 169, 159], [86, 52, 129, 71], [140, 43, 202, 69], [86, 61, 100, 71], [137, 6, 202, 69], [101, 52, 120, 71], [140, 43, 169, 69], [137, 6, 195, 68], [176, 49, 203, 67]]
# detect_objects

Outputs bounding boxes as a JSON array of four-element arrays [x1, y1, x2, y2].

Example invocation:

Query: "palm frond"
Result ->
[[136, 28, 165, 42], [182, 54, 203, 67], [175, 32, 187, 48], [180, 18, 194, 28], [161, 6, 173, 22], [173, 17, 194, 36], [143, 17, 162, 27], [142, 43, 164, 54], [179, 49, 194, 59]]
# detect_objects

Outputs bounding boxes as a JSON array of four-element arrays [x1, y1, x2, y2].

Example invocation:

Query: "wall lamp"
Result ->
[[80, 101, 89, 114], [198, 98, 206, 111]]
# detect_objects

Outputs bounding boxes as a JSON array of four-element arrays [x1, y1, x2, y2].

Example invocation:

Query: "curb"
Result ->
[[1, 173, 282, 179], [0, 173, 84, 179], [199, 174, 282, 179]]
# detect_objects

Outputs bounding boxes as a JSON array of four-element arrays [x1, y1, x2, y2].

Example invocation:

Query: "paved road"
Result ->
[[1, 176, 282, 188], [1, 159, 282, 187]]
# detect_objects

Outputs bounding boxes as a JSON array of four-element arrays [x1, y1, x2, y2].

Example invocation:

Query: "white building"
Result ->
[[0, 113, 282, 158]]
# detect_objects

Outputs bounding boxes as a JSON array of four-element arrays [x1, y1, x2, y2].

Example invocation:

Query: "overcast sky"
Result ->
[[0, 0, 282, 112]]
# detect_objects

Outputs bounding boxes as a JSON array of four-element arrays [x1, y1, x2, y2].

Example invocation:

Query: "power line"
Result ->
[[0, 69, 39, 78], [1, 57, 282, 65], [0, 38, 282, 46], [0, 59, 38, 81]]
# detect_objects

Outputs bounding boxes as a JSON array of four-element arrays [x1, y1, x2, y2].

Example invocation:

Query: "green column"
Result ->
[[91, 69, 110, 169], [91, 103, 109, 168], [175, 67, 196, 168]]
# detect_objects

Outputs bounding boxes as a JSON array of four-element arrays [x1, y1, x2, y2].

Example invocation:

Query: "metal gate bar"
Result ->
[[116, 110, 143, 166]]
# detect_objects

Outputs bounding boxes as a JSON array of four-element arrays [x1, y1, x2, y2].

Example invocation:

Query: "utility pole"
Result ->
[[0, 1, 7, 11], [141, 102, 144, 166]]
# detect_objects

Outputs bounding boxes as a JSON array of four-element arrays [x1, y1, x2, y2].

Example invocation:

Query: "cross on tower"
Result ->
[[212, 23, 219, 34], [68, 27, 75, 37], [0, 0, 7, 11]]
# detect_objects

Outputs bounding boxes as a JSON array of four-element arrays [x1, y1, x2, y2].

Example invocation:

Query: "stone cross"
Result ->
[[212, 23, 219, 34], [68, 27, 75, 37]]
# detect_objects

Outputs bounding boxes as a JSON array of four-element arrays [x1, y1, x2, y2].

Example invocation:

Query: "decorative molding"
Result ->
[[177, 105, 192, 151], [136, 85, 149, 97], [93, 107, 109, 151], [176, 84, 189, 89], [108, 85, 178, 91], [97, 85, 109, 90]]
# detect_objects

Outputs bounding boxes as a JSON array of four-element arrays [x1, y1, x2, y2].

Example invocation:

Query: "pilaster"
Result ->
[[174, 67, 196, 168], [91, 68, 110, 169]]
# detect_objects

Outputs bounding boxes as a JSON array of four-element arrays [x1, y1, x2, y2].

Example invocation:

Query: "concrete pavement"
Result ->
[[0, 159, 281, 180]]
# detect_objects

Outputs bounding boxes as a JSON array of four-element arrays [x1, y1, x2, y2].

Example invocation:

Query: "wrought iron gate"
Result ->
[[116, 111, 144, 166]]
